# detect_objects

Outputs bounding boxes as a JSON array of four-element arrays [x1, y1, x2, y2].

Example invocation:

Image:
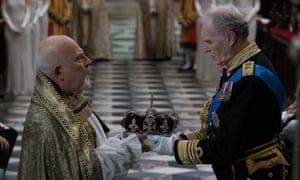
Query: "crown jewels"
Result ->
[[121, 93, 179, 136]]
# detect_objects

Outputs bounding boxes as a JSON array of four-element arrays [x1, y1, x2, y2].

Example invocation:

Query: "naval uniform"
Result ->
[[174, 42, 290, 179]]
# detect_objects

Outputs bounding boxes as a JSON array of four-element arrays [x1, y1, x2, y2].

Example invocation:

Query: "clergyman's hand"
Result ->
[[137, 133, 151, 153]]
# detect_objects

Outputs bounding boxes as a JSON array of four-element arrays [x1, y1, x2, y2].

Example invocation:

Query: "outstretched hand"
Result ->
[[143, 134, 177, 155], [137, 133, 151, 153]]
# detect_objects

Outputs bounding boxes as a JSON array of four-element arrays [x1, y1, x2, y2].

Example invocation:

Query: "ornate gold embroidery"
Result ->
[[237, 139, 290, 175], [184, 131, 202, 140], [225, 42, 261, 74], [82, 120, 96, 148], [34, 71, 102, 179], [242, 61, 255, 77], [245, 146, 289, 175], [177, 140, 203, 164], [61, 94, 96, 148], [199, 98, 212, 140]]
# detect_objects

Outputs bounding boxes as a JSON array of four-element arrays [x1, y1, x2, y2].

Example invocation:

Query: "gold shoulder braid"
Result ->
[[199, 98, 212, 140], [242, 61, 255, 77], [225, 42, 261, 75], [182, 98, 212, 140]]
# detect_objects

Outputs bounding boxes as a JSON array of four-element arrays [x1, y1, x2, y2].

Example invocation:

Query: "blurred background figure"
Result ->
[[134, 0, 176, 60], [280, 80, 300, 165], [289, 0, 300, 33], [48, 0, 71, 35], [194, 0, 220, 81], [0, 122, 18, 178], [30, 0, 41, 72], [1, 0, 35, 96], [215, 0, 231, 6], [72, 0, 112, 61], [177, 0, 198, 72], [39, 0, 49, 41], [73, 0, 91, 49], [231, 0, 261, 42], [30, 0, 49, 73]]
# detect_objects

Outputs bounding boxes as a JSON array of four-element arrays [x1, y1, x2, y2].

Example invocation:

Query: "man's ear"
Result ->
[[227, 31, 236, 46], [53, 65, 64, 81]]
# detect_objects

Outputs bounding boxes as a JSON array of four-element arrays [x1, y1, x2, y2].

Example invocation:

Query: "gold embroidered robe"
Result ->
[[134, 0, 177, 60], [17, 71, 102, 180]]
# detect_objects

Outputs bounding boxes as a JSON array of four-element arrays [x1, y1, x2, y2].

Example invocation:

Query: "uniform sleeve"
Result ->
[[181, 130, 203, 140], [174, 139, 203, 164], [174, 77, 280, 165]]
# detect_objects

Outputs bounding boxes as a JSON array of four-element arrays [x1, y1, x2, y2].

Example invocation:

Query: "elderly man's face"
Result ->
[[61, 42, 91, 96], [201, 17, 231, 66]]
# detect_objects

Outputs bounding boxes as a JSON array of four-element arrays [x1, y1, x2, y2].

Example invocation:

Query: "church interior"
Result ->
[[0, 0, 299, 179]]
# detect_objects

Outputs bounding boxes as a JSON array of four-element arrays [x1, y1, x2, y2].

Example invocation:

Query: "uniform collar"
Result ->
[[225, 42, 261, 76]]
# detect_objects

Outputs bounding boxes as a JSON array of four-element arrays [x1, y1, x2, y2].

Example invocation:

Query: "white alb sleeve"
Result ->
[[95, 134, 142, 180]]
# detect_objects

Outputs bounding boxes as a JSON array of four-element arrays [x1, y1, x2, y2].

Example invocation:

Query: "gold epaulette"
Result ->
[[242, 61, 255, 77], [176, 140, 203, 164]]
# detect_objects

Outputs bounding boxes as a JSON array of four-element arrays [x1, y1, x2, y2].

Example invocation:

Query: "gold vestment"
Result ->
[[17, 71, 102, 180]]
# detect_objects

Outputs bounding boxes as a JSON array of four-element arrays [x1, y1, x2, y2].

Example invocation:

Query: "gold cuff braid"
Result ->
[[184, 131, 203, 140], [177, 140, 203, 164]]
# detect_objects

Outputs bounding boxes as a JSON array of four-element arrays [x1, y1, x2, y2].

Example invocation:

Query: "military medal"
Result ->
[[218, 81, 233, 102], [211, 112, 220, 128]]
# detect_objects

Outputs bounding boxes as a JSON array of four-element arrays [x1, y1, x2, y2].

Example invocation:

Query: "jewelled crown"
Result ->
[[121, 93, 179, 136]]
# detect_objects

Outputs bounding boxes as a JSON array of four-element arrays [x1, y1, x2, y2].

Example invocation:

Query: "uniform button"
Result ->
[[212, 135, 215, 139], [207, 135, 209, 140], [268, 172, 273, 178]]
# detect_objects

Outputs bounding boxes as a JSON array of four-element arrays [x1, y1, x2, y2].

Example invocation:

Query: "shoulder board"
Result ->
[[242, 61, 255, 77]]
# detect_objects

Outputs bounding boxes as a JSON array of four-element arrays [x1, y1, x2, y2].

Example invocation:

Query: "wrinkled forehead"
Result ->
[[62, 40, 82, 54], [201, 17, 220, 36], [56, 38, 84, 58], [59, 47, 84, 66]]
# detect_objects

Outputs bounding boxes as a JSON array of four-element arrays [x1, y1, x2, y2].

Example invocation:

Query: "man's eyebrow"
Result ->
[[75, 53, 84, 59]]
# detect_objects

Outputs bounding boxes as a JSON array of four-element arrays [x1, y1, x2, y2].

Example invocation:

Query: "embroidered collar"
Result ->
[[32, 71, 102, 179], [225, 42, 261, 76]]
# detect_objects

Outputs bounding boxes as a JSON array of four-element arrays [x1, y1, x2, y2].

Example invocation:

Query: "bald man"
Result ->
[[18, 35, 148, 180]]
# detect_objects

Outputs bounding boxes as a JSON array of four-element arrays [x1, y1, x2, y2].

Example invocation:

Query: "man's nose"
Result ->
[[84, 55, 92, 67]]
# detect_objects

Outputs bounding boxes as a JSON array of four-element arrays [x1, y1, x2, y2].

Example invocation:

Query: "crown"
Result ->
[[121, 93, 179, 136]]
